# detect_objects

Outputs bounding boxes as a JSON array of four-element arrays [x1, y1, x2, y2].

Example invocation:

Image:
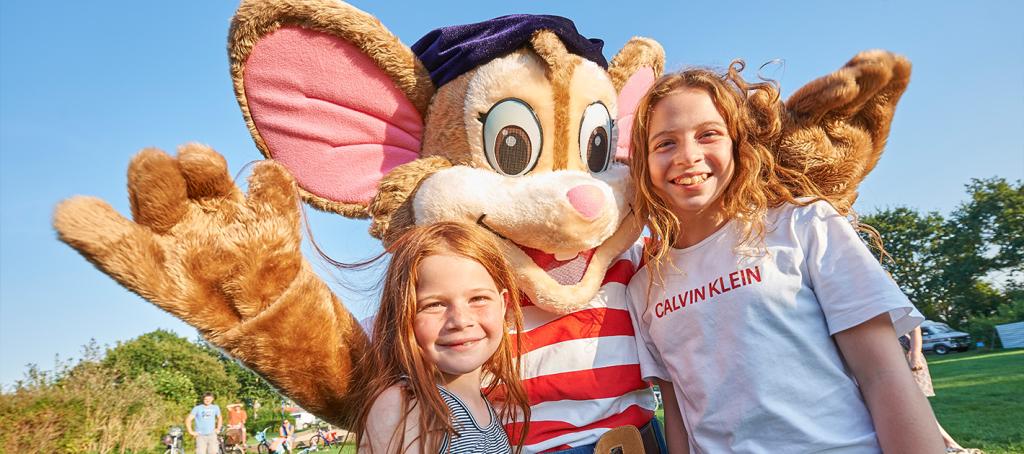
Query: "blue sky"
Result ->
[[1, 1, 1022, 387]]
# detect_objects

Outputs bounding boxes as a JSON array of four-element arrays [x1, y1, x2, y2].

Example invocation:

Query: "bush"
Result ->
[[0, 344, 175, 453], [963, 297, 1024, 349]]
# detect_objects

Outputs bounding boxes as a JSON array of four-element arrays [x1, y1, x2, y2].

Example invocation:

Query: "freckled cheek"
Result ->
[[412, 317, 443, 348], [473, 304, 507, 338]]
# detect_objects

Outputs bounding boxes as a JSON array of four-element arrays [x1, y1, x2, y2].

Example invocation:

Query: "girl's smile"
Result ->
[[413, 254, 508, 378]]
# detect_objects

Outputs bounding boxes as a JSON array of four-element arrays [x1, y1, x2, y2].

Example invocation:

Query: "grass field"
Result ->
[[928, 349, 1024, 454]]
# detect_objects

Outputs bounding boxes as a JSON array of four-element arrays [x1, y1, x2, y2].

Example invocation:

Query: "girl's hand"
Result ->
[[909, 351, 926, 371]]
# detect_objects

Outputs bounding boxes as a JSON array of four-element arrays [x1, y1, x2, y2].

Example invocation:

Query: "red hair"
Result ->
[[351, 222, 530, 453]]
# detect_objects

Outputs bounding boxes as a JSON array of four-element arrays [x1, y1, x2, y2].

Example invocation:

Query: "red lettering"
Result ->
[[671, 295, 681, 311], [655, 301, 664, 318], [708, 278, 721, 297], [719, 277, 730, 293], [729, 271, 741, 290], [746, 266, 762, 283], [694, 286, 705, 302]]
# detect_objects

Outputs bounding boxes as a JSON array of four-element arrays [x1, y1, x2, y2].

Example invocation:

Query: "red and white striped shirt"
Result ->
[[506, 246, 656, 453]]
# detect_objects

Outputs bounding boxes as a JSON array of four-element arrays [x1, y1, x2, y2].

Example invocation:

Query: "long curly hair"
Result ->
[[629, 61, 829, 280], [350, 222, 530, 453]]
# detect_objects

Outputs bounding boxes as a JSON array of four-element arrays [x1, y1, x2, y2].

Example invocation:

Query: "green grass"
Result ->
[[928, 349, 1024, 454], [654, 349, 1023, 453]]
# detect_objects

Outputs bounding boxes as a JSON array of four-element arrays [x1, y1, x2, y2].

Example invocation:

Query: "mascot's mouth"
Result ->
[[476, 214, 598, 285], [519, 245, 597, 285]]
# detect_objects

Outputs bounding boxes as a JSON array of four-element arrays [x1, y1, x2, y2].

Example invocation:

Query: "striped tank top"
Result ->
[[438, 385, 511, 454]]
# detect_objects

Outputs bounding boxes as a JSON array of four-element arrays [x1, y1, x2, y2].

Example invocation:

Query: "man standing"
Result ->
[[185, 392, 222, 454]]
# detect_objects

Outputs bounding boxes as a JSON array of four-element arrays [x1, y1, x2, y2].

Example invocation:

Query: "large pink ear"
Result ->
[[607, 37, 665, 162], [229, 0, 435, 217], [615, 68, 656, 161]]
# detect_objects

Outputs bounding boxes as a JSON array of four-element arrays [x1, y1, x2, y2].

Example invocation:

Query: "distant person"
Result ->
[[185, 392, 222, 454], [279, 419, 294, 452], [226, 403, 248, 450], [902, 326, 985, 454]]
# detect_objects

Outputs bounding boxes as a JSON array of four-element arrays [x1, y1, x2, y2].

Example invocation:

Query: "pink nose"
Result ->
[[566, 185, 605, 220]]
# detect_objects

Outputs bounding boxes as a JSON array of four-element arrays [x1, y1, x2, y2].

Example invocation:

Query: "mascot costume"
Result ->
[[53, 0, 909, 452]]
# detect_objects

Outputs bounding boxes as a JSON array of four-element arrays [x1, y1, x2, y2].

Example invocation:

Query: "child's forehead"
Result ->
[[652, 90, 724, 122]]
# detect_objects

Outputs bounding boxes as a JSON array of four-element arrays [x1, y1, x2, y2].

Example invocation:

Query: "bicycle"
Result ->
[[295, 422, 343, 453], [219, 426, 246, 454], [254, 427, 273, 454], [162, 426, 184, 454]]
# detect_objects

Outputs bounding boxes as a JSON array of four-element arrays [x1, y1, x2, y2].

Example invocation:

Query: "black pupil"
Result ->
[[496, 126, 531, 175], [587, 127, 609, 172]]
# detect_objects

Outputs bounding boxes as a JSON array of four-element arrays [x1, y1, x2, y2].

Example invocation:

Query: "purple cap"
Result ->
[[411, 14, 607, 87]]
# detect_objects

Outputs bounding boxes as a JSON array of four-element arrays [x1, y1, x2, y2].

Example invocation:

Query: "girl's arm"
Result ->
[[362, 385, 423, 453], [654, 379, 689, 454], [908, 326, 926, 371], [834, 314, 944, 454]]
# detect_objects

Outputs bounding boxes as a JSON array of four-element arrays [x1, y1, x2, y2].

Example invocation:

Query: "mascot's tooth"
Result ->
[[554, 251, 579, 261]]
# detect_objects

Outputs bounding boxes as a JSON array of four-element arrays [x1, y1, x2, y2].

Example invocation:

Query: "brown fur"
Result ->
[[607, 37, 665, 92], [54, 144, 367, 426], [228, 0, 435, 217], [529, 30, 580, 170], [368, 156, 453, 245], [777, 50, 911, 214], [420, 74, 474, 165]]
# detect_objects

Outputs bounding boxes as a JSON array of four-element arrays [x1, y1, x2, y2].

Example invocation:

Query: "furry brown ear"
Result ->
[[608, 37, 665, 161], [607, 37, 665, 93], [228, 0, 436, 217], [777, 50, 911, 214]]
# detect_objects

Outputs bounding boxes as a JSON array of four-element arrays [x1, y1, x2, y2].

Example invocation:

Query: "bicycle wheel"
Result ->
[[257, 442, 270, 454], [309, 435, 326, 450]]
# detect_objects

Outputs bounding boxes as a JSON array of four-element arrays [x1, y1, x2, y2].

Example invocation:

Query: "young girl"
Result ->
[[626, 63, 946, 453], [352, 222, 530, 453]]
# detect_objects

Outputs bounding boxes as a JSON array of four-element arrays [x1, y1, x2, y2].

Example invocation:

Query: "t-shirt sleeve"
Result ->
[[799, 201, 924, 336], [626, 268, 672, 382]]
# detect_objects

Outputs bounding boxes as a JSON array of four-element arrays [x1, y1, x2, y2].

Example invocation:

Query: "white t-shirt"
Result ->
[[626, 201, 923, 454]]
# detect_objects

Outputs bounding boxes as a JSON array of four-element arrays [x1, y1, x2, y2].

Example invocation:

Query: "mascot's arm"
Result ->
[[777, 50, 911, 214], [53, 144, 367, 426]]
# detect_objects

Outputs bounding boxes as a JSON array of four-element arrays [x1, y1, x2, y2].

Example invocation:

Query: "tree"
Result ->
[[103, 329, 238, 405], [861, 207, 946, 319], [934, 178, 1024, 324], [196, 339, 283, 409], [863, 178, 1023, 326]]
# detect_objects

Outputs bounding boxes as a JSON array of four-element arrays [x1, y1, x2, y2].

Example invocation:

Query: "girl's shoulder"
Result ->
[[363, 384, 422, 452], [368, 384, 410, 415], [769, 198, 843, 227]]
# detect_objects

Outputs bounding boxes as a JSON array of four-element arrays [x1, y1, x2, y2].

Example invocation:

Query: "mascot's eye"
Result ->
[[482, 98, 542, 176], [578, 102, 614, 173]]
